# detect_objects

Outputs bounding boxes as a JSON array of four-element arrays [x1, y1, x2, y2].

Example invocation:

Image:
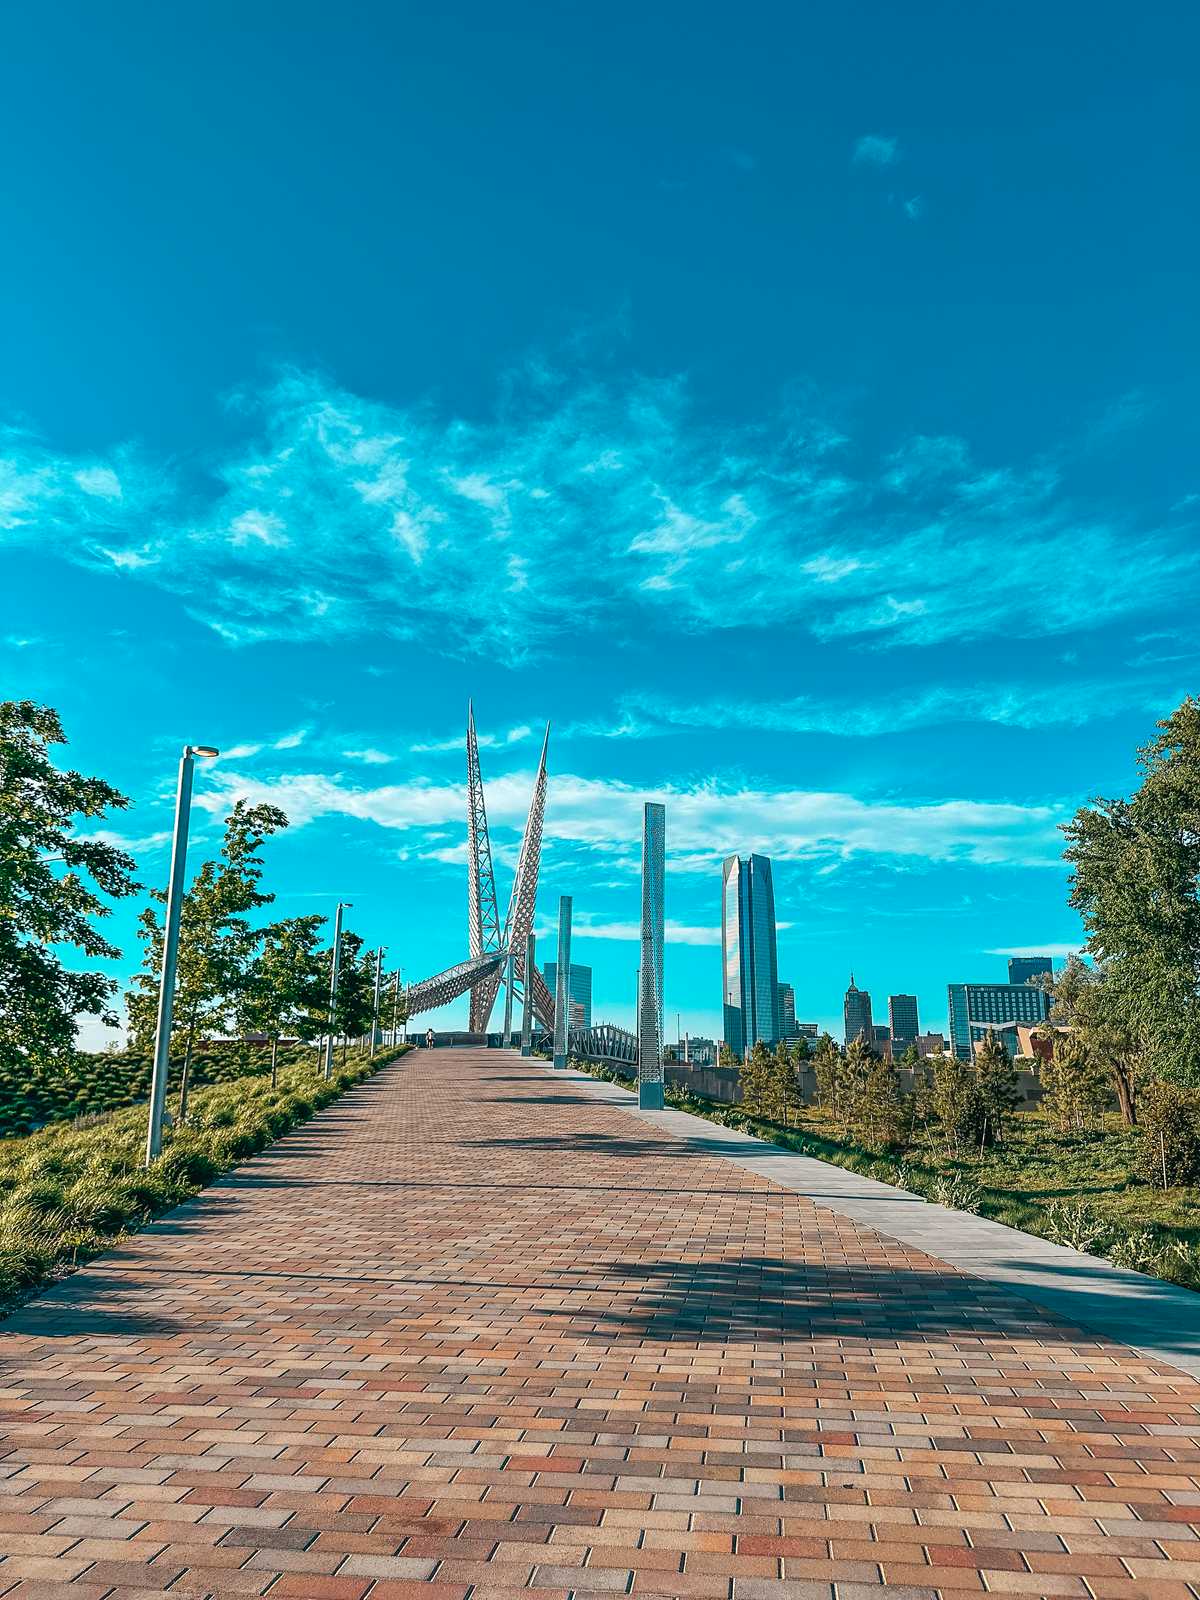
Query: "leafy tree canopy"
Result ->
[[0, 701, 139, 1071], [126, 799, 289, 1056], [1063, 698, 1200, 1085]]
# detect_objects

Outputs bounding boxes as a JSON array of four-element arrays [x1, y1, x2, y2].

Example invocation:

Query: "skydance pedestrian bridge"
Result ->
[[399, 703, 557, 1033], [400, 706, 640, 1070], [2, 713, 1200, 1600]]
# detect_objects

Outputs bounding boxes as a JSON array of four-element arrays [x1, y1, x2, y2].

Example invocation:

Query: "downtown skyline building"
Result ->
[[1008, 955, 1054, 987], [888, 993, 920, 1056], [843, 974, 873, 1045], [777, 981, 798, 1039], [543, 960, 593, 1028], [722, 853, 781, 1056], [948, 980, 1052, 1060]]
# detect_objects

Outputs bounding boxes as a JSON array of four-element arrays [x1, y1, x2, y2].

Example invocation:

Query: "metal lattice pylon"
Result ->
[[470, 722, 552, 1031], [466, 700, 503, 1031], [401, 708, 556, 1036], [503, 723, 553, 1026]]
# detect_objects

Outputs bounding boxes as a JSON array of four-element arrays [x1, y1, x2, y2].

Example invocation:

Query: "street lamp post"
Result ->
[[323, 901, 352, 1079], [145, 743, 219, 1167]]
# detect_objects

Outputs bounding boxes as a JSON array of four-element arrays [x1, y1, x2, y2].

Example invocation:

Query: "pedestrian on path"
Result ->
[[425, 1026, 434, 1049]]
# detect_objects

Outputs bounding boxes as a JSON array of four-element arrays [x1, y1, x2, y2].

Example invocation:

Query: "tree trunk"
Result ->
[[1112, 1064, 1137, 1125], [177, 1018, 197, 1122], [270, 1035, 279, 1089], [341, 1035, 349, 1067]]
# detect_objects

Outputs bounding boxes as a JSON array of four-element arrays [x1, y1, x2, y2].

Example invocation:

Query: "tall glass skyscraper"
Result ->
[[542, 962, 592, 1027], [722, 854, 780, 1056]]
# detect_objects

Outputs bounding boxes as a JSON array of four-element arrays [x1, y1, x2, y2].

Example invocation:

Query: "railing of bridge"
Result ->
[[565, 1022, 638, 1067]]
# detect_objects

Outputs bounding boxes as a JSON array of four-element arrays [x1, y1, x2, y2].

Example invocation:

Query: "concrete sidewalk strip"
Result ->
[[0, 1046, 1194, 1600], [564, 1068, 1200, 1382]]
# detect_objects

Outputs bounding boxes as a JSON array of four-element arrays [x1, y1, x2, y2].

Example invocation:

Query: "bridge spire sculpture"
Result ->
[[466, 701, 504, 1031], [401, 708, 557, 1034]]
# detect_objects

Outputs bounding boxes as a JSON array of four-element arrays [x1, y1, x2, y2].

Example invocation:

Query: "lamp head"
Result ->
[[191, 745, 220, 758]]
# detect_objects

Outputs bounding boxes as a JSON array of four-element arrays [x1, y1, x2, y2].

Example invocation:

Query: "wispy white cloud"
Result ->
[[410, 722, 532, 754], [986, 942, 1082, 960], [273, 728, 308, 750], [551, 914, 794, 947], [2, 364, 1194, 661], [607, 677, 1188, 740], [342, 747, 394, 765], [539, 917, 721, 947], [853, 134, 899, 166], [194, 764, 1065, 870], [79, 827, 172, 855]]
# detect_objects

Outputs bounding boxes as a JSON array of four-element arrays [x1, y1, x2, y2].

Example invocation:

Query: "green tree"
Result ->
[[738, 1040, 774, 1117], [900, 1040, 922, 1069], [859, 1052, 907, 1152], [768, 1038, 801, 1125], [127, 799, 288, 1117], [330, 933, 375, 1065], [930, 1054, 986, 1157], [1062, 698, 1200, 1087], [236, 914, 327, 1085], [1046, 955, 1147, 1125], [975, 1030, 1020, 1146], [812, 1033, 842, 1120], [840, 1032, 876, 1130], [718, 1042, 738, 1067], [0, 702, 139, 1073], [1039, 1031, 1108, 1137]]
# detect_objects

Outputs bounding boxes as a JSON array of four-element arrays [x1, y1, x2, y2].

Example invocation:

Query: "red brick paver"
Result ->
[[1, 1048, 1199, 1599]]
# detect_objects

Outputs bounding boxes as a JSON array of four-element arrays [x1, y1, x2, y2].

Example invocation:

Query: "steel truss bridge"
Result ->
[[401, 704, 558, 1033]]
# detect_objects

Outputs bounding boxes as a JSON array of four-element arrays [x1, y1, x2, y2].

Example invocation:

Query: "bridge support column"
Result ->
[[552, 895, 572, 1068], [519, 932, 535, 1056], [501, 949, 514, 1046], [638, 802, 666, 1109]]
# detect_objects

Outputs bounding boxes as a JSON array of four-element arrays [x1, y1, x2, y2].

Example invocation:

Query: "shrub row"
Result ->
[[0, 1045, 409, 1315]]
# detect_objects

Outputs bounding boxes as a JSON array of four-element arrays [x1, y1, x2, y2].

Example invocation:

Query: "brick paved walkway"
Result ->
[[2, 1049, 1199, 1600]]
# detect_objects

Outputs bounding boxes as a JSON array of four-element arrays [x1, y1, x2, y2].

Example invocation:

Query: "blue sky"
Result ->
[[3, 0, 1198, 1044]]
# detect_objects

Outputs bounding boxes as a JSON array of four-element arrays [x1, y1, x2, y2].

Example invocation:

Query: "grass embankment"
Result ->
[[572, 1060, 1200, 1292], [0, 1041, 324, 1138], [0, 1045, 409, 1317]]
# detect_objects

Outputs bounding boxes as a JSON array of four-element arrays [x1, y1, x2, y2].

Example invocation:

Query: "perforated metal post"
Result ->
[[501, 948, 515, 1046], [370, 945, 384, 1050], [520, 932, 536, 1056], [638, 802, 666, 1109], [552, 896, 572, 1068]]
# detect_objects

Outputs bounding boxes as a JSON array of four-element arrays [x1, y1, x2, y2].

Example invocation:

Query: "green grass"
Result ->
[[570, 1059, 1200, 1293], [0, 1039, 326, 1138], [0, 1044, 410, 1317]]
